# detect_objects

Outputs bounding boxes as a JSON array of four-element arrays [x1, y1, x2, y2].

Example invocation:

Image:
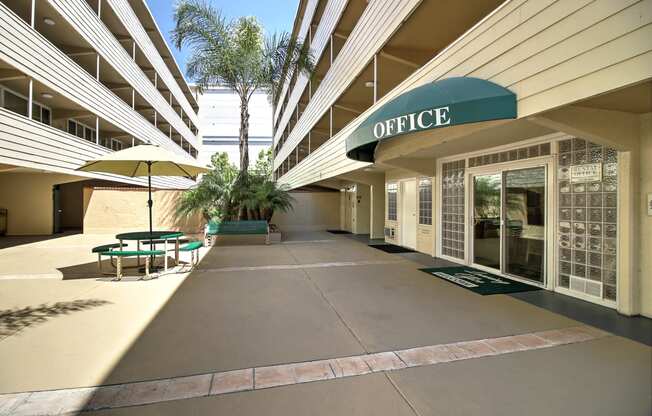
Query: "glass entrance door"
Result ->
[[472, 174, 501, 269], [471, 167, 547, 285], [504, 167, 546, 283]]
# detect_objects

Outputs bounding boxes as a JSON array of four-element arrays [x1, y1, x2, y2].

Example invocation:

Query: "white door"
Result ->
[[401, 180, 417, 249]]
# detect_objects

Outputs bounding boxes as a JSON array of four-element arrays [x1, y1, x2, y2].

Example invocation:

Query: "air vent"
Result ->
[[569, 275, 603, 298]]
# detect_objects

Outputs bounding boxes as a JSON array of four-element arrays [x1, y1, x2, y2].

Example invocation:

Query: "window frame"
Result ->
[[418, 177, 433, 225], [387, 182, 398, 221], [1, 86, 52, 124]]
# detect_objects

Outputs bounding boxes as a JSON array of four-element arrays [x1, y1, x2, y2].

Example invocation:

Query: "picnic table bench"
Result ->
[[205, 220, 269, 246]]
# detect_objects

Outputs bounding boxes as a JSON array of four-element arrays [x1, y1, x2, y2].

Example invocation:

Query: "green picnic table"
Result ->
[[116, 231, 184, 270]]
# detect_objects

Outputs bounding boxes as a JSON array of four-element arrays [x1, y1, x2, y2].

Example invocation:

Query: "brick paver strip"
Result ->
[[0, 326, 609, 415]]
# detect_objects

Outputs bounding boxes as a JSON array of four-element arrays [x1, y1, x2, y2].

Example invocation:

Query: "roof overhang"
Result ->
[[345, 77, 517, 162]]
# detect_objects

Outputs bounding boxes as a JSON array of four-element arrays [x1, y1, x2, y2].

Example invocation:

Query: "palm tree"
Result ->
[[177, 153, 238, 221], [254, 180, 294, 223], [172, 0, 314, 173]]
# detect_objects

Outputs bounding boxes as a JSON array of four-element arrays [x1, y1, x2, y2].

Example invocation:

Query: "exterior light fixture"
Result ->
[[43, 18, 56, 26], [364, 81, 375, 88], [41, 92, 54, 99]]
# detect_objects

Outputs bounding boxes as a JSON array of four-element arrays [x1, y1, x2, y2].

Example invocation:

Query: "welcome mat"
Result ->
[[419, 266, 541, 295], [327, 230, 352, 234], [369, 244, 415, 253]]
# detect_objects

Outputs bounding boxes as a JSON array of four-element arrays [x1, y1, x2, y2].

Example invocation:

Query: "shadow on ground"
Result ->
[[0, 299, 111, 337], [57, 257, 183, 280], [0, 230, 81, 250]]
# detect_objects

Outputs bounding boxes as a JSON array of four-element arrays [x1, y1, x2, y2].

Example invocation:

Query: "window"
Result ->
[[68, 119, 97, 143], [419, 178, 432, 225], [110, 139, 123, 151], [3, 90, 28, 117], [387, 183, 398, 221], [41, 108, 51, 125], [1, 87, 51, 124]]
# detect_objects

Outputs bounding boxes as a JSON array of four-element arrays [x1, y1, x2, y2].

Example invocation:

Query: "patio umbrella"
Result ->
[[76, 144, 210, 238]]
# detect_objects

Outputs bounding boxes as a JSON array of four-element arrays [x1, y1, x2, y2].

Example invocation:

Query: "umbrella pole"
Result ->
[[147, 162, 154, 270], [147, 161, 153, 237]]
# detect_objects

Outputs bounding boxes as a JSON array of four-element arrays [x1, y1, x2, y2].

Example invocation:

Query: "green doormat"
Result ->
[[419, 266, 542, 295]]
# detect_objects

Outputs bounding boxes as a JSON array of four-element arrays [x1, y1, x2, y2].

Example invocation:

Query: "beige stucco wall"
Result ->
[[82, 188, 203, 234], [0, 172, 84, 235], [272, 191, 340, 232], [639, 113, 652, 318]]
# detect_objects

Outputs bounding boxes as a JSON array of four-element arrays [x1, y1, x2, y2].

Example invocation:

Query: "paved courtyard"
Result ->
[[0, 231, 650, 415]]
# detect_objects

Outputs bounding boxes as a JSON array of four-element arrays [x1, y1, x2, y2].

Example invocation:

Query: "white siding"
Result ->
[[0, 3, 189, 157], [273, 0, 349, 146], [0, 108, 193, 189], [280, 0, 652, 189], [273, 0, 320, 124], [107, 0, 200, 128], [274, 0, 421, 165], [48, 0, 198, 149]]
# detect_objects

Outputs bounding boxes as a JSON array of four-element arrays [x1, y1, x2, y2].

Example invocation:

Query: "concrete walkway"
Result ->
[[0, 231, 650, 415]]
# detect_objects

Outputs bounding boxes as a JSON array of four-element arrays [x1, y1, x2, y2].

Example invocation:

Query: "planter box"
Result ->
[[268, 231, 282, 244]]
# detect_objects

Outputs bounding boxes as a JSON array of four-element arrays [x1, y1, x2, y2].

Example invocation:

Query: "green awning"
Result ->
[[345, 77, 517, 162]]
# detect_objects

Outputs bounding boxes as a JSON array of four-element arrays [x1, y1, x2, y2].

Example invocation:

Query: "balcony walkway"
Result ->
[[0, 231, 650, 415]]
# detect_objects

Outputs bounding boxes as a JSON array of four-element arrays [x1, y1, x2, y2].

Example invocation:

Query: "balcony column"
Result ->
[[95, 54, 100, 81], [308, 79, 312, 99], [329, 34, 333, 66], [27, 78, 33, 119], [308, 131, 311, 154], [97, 0, 102, 18], [131, 89, 135, 109], [30, 0, 35, 27], [169, 125, 172, 139], [154, 111, 157, 127], [295, 146, 299, 165], [154, 72, 158, 88], [329, 106, 333, 138], [131, 40, 136, 61], [95, 117, 100, 145], [373, 54, 378, 103]]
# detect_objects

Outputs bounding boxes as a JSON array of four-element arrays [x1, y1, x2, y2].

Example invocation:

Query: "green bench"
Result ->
[[98, 250, 164, 280], [92, 243, 127, 274], [179, 241, 203, 268], [204, 220, 269, 246]]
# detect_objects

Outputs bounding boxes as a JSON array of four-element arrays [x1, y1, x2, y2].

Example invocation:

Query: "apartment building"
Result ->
[[0, 0, 201, 235], [272, 0, 652, 317], [191, 85, 273, 168]]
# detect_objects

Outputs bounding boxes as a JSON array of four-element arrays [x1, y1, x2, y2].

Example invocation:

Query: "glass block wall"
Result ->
[[419, 178, 433, 225], [557, 138, 618, 301], [441, 160, 465, 259], [387, 183, 398, 221], [468, 142, 551, 168]]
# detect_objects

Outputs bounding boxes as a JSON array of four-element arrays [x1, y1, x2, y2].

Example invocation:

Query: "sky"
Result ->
[[145, 0, 300, 79]]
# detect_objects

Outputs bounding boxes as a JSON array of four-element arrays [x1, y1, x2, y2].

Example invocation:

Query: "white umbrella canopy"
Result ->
[[76, 143, 209, 177], [76, 144, 210, 245]]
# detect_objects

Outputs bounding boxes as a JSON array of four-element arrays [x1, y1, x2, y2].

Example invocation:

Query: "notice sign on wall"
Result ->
[[570, 163, 602, 183]]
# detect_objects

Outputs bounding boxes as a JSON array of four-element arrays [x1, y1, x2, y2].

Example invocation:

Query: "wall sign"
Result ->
[[570, 163, 602, 183], [372, 106, 451, 140]]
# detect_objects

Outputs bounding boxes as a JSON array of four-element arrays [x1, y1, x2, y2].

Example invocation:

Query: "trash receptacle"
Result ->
[[0, 208, 6, 236]]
